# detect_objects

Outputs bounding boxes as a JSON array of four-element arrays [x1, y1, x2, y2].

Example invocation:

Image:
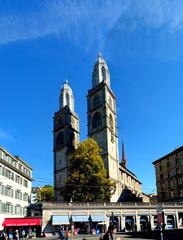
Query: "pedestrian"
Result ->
[[32, 229, 36, 238], [64, 227, 70, 240], [21, 229, 26, 238], [60, 227, 65, 240], [102, 225, 116, 240], [1, 231, 5, 240], [15, 229, 19, 240]]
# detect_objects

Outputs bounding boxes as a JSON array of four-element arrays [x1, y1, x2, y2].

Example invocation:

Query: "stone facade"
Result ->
[[53, 81, 80, 201], [53, 54, 148, 202], [153, 146, 183, 202], [40, 202, 183, 233]]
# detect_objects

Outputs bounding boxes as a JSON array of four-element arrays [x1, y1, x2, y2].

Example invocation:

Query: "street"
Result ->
[[116, 236, 156, 240]]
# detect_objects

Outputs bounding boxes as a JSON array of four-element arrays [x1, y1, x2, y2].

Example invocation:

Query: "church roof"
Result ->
[[60, 79, 73, 95]]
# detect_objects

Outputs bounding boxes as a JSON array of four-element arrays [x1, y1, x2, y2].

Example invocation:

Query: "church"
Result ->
[[53, 54, 148, 202]]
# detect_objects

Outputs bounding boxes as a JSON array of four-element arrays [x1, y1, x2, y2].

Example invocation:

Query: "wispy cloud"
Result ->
[[0, 0, 183, 54], [0, 128, 14, 141]]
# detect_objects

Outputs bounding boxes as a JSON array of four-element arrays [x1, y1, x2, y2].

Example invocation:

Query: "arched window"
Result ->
[[93, 94, 100, 108], [56, 132, 64, 146], [59, 118, 63, 128], [92, 112, 102, 129], [109, 114, 114, 142], [101, 66, 106, 82]]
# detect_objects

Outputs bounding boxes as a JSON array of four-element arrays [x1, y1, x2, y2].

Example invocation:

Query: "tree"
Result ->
[[61, 138, 116, 202], [37, 185, 54, 202]]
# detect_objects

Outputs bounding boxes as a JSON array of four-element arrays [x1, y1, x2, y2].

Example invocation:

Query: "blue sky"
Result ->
[[0, 0, 183, 194]]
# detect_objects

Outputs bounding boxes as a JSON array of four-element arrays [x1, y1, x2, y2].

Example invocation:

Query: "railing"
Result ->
[[42, 201, 183, 209]]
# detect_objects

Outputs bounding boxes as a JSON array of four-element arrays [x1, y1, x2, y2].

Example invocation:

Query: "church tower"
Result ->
[[87, 54, 120, 201], [53, 80, 80, 201]]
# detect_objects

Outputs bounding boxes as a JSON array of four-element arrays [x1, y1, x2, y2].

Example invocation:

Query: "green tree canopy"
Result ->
[[37, 185, 54, 202], [61, 138, 116, 202]]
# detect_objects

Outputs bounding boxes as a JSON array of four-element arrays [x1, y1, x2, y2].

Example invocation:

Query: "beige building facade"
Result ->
[[0, 146, 32, 229], [41, 202, 183, 233], [53, 54, 147, 202], [153, 146, 183, 202]]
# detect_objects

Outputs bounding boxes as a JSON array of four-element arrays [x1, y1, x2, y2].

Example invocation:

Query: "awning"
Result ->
[[52, 215, 69, 225], [125, 219, 133, 223], [2, 218, 41, 227], [91, 215, 106, 222], [72, 215, 89, 222]]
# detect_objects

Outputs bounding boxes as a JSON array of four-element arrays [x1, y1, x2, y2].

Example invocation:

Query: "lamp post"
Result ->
[[111, 212, 114, 226], [157, 205, 164, 240]]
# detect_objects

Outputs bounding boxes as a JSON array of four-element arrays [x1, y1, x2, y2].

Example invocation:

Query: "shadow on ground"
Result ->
[[118, 229, 183, 240]]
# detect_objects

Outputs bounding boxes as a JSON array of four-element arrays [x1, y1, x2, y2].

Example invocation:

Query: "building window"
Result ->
[[109, 97, 112, 108], [23, 179, 28, 187], [93, 95, 100, 108], [159, 165, 162, 171], [15, 190, 22, 200], [15, 205, 22, 214], [5, 203, 13, 213], [0, 184, 5, 195], [5, 186, 12, 197], [5, 169, 11, 179], [160, 174, 164, 180], [101, 66, 106, 82], [23, 207, 27, 215], [15, 175, 22, 185], [56, 132, 64, 146], [66, 92, 70, 109], [109, 114, 114, 142], [0, 165, 4, 176], [92, 112, 102, 129], [167, 162, 170, 168], [23, 193, 28, 201], [19, 164, 22, 171]]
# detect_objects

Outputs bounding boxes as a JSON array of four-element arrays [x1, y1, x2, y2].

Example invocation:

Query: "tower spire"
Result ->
[[59, 80, 74, 112], [92, 53, 110, 88], [122, 140, 127, 168]]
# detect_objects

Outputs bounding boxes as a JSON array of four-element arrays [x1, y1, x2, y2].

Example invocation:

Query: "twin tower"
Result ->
[[53, 54, 121, 202]]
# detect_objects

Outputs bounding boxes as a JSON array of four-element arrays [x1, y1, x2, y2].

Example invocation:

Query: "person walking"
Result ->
[[60, 227, 65, 240], [21, 229, 26, 239], [15, 229, 19, 240], [65, 227, 70, 240]]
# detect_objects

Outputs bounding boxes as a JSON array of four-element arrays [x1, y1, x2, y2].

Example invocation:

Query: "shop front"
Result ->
[[52, 215, 70, 234], [2, 217, 41, 238], [90, 215, 106, 234], [71, 215, 89, 234]]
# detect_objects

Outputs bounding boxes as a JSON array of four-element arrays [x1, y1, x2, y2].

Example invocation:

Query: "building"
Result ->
[[153, 146, 183, 202], [146, 193, 158, 203], [0, 146, 32, 229], [31, 187, 41, 204], [53, 54, 148, 202], [40, 202, 183, 233]]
